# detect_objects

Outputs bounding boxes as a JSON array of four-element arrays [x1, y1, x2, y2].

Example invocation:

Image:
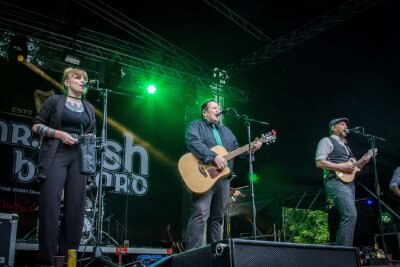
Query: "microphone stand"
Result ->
[[350, 128, 389, 260], [84, 84, 143, 267], [224, 108, 269, 240]]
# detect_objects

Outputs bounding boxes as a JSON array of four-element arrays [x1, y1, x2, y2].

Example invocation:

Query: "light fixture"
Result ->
[[64, 52, 83, 66], [146, 84, 157, 94], [8, 34, 28, 62], [380, 212, 392, 224]]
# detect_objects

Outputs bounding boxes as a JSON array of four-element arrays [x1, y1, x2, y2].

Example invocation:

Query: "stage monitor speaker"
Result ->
[[171, 238, 360, 267], [0, 213, 18, 267]]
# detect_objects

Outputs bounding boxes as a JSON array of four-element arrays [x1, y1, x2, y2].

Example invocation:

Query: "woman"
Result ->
[[33, 67, 96, 266]]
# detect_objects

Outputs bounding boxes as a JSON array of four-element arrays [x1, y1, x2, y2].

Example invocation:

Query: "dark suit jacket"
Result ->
[[32, 94, 96, 179]]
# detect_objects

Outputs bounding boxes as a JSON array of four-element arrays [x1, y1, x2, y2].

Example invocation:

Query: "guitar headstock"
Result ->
[[260, 130, 277, 145]]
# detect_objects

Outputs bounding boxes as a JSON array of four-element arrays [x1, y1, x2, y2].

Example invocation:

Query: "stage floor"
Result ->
[[16, 242, 172, 255], [14, 242, 173, 266]]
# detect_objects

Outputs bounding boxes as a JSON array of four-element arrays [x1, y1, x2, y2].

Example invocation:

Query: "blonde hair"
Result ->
[[62, 67, 89, 97], [63, 67, 88, 85]]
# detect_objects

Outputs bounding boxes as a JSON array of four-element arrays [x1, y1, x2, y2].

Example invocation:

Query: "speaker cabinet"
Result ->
[[0, 213, 18, 267], [171, 238, 360, 267]]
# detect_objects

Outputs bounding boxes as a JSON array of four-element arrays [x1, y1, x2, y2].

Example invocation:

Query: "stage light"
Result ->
[[380, 212, 392, 223], [366, 198, 373, 206], [17, 54, 26, 62], [146, 84, 157, 94], [8, 34, 28, 62], [64, 52, 83, 66], [249, 173, 259, 183]]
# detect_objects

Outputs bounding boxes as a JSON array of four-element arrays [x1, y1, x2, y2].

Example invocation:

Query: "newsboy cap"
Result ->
[[329, 118, 349, 128]]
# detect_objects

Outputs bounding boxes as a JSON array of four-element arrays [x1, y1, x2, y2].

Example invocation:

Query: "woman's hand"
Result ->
[[56, 131, 78, 145]]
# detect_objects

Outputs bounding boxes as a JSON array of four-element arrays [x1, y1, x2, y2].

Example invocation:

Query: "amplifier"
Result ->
[[0, 213, 18, 267]]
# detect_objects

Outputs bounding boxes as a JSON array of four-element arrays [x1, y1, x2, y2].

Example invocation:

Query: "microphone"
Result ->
[[84, 79, 99, 87], [216, 108, 232, 116], [345, 127, 362, 133]]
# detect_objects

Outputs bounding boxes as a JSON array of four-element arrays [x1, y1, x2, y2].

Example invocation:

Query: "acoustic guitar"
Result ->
[[178, 131, 277, 195], [335, 148, 378, 183]]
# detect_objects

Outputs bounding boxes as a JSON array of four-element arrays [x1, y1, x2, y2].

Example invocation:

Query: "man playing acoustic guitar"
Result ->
[[184, 99, 262, 249], [315, 118, 372, 247]]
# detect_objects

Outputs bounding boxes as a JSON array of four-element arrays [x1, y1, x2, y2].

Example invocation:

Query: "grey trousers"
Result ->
[[325, 178, 357, 247], [185, 178, 229, 249]]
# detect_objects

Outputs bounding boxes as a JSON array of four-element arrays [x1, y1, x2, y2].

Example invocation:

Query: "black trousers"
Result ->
[[36, 142, 87, 266]]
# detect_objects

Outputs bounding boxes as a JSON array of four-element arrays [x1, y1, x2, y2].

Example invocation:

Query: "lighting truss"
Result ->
[[223, 0, 383, 77], [0, 2, 250, 102]]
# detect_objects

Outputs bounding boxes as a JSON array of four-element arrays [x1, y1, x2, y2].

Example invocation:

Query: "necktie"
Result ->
[[212, 124, 224, 146]]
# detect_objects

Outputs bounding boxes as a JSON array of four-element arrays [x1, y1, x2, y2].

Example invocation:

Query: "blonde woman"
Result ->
[[33, 68, 96, 266]]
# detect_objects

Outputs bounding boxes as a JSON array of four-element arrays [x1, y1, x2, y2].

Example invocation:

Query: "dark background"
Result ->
[[0, 0, 399, 246]]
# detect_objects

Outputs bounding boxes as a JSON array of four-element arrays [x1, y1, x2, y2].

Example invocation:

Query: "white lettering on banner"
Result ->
[[0, 119, 9, 143], [131, 174, 148, 195], [11, 123, 40, 148], [0, 186, 12, 192], [107, 172, 148, 196], [11, 107, 33, 117], [0, 119, 150, 197], [13, 148, 37, 183], [87, 132, 149, 196], [124, 132, 149, 176], [103, 140, 123, 171], [114, 173, 128, 193]]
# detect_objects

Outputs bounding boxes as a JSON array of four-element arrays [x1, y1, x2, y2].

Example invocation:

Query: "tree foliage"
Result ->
[[283, 207, 330, 244]]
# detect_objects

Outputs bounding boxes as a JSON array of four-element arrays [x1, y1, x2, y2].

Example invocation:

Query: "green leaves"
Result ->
[[283, 207, 330, 244]]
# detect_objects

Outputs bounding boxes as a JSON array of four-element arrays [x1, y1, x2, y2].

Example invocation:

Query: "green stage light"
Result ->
[[147, 84, 157, 94], [380, 212, 392, 223], [249, 173, 259, 183]]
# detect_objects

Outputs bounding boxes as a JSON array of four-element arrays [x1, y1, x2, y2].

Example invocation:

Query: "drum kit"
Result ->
[[81, 196, 96, 245], [80, 195, 119, 246]]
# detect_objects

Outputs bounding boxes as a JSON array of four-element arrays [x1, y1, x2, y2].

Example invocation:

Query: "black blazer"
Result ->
[[32, 94, 96, 179]]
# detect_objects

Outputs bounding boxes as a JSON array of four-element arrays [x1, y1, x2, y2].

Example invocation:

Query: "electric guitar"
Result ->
[[335, 148, 378, 183], [178, 131, 277, 195]]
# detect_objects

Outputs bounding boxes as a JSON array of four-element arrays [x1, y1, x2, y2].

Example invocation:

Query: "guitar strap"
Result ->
[[343, 142, 354, 158], [212, 124, 224, 146]]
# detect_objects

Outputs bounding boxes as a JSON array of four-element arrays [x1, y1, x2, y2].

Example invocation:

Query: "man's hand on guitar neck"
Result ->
[[250, 138, 263, 152], [358, 152, 373, 169]]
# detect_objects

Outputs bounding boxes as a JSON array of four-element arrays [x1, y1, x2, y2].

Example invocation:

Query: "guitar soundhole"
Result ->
[[207, 168, 221, 179]]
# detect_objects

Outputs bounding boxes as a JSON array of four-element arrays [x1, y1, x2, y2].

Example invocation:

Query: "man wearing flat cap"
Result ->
[[315, 118, 370, 246]]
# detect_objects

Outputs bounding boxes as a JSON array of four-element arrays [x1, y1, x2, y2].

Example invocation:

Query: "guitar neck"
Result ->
[[354, 158, 366, 168], [224, 142, 256, 161], [354, 149, 376, 168]]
